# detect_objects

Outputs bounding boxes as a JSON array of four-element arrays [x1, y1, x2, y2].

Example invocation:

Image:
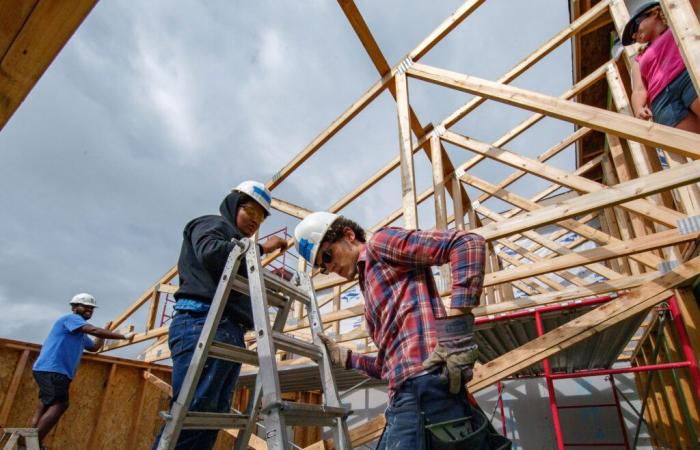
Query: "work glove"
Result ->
[[123, 331, 137, 341], [318, 333, 352, 369], [422, 313, 479, 394]]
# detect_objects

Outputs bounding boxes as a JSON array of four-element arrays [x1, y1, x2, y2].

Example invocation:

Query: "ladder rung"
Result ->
[[262, 272, 311, 306], [271, 331, 322, 360], [209, 341, 259, 366], [231, 276, 289, 308], [181, 412, 250, 430], [273, 401, 349, 427]]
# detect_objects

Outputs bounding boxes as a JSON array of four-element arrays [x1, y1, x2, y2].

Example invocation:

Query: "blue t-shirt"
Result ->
[[33, 313, 95, 379]]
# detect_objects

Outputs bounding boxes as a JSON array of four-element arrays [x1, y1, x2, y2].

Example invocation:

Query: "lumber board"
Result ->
[[469, 255, 700, 392], [485, 229, 699, 286], [0, 0, 97, 130], [395, 72, 418, 229], [444, 130, 686, 229], [408, 63, 700, 160]]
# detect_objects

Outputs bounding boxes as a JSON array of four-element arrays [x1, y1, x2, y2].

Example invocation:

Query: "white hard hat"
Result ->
[[294, 211, 339, 266], [70, 293, 97, 308], [233, 180, 271, 216]]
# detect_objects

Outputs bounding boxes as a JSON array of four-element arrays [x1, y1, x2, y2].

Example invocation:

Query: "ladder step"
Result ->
[[209, 341, 259, 366], [262, 272, 311, 306], [181, 412, 250, 430], [231, 276, 289, 308], [271, 331, 322, 360], [268, 401, 350, 427]]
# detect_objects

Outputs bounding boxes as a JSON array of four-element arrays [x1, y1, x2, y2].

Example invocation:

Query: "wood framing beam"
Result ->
[[408, 63, 700, 159], [441, 0, 610, 129], [470, 254, 700, 392], [461, 170, 662, 270], [0, 349, 29, 426], [463, 155, 700, 242], [109, 266, 178, 331], [0, 0, 98, 130], [271, 197, 312, 220], [443, 130, 686, 229], [395, 71, 418, 229], [338, 0, 480, 226], [485, 228, 700, 286]]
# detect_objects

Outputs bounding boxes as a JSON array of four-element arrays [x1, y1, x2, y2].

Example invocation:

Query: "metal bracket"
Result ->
[[395, 57, 414, 76], [677, 215, 700, 235], [430, 124, 446, 140], [658, 260, 680, 274]]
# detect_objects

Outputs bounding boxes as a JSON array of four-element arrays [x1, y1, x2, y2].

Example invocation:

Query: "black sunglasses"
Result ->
[[316, 248, 333, 274]]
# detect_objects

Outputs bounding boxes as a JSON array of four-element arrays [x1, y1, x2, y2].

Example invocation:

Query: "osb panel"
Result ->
[[92, 365, 142, 450], [44, 360, 109, 449], [133, 370, 171, 450], [6, 351, 39, 426], [0, 346, 22, 414]]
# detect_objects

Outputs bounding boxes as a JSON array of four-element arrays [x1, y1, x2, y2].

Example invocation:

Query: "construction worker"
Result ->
[[151, 181, 287, 450], [294, 212, 511, 449], [31, 293, 135, 444]]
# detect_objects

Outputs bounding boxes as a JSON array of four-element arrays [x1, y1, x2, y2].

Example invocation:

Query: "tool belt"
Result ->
[[408, 373, 512, 450]]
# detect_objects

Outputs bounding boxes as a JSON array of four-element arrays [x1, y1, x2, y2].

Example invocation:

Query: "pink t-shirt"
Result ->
[[636, 28, 686, 103]]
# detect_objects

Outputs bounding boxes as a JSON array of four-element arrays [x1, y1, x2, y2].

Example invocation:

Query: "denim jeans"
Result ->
[[377, 373, 509, 450], [151, 312, 246, 450]]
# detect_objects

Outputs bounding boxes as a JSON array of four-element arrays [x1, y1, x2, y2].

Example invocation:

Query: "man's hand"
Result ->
[[318, 333, 351, 369], [423, 314, 478, 394], [260, 236, 288, 255]]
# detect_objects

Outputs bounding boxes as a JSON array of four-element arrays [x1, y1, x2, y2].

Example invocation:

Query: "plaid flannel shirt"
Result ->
[[349, 226, 486, 399]]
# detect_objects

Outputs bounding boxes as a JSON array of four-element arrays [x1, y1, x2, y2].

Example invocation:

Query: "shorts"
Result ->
[[33, 371, 71, 405], [651, 69, 698, 127]]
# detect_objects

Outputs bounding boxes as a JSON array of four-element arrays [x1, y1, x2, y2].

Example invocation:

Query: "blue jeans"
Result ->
[[151, 312, 246, 450], [651, 69, 698, 126], [377, 373, 508, 450]]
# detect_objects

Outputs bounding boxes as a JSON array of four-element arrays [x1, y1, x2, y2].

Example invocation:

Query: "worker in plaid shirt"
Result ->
[[295, 212, 511, 450]]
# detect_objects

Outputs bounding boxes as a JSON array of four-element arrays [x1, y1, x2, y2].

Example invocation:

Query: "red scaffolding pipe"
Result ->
[[610, 375, 631, 450], [536, 310, 565, 450], [497, 381, 507, 437], [549, 361, 691, 379], [668, 295, 700, 403]]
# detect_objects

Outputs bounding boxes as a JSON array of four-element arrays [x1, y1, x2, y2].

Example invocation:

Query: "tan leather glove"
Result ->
[[423, 314, 479, 394], [318, 333, 351, 369]]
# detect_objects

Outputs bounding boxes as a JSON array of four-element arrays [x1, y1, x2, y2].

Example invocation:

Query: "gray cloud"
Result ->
[[1, 0, 576, 348]]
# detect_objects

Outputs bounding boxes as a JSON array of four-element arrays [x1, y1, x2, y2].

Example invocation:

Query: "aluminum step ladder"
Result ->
[[156, 238, 351, 450], [1, 428, 40, 450]]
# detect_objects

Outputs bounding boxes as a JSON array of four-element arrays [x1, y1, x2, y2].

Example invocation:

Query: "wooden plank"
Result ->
[[469, 254, 700, 392], [0, 0, 98, 130], [461, 170, 662, 270], [395, 71, 418, 229], [271, 197, 312, 220], [110, 266, 177, 331], [444, 130, 686, 229], [467, 186, 622, 281], [101, 326, 168, 352], [86, 363, 117, 449], [407, 63, 700, 159], [337, 0, 479, 226], [0, 0, 38, 57], [441, 0, 610, 128], [127, 369, 150, 450], [0, 349, 28, 426], [484, 228, 699, 287], [143, 371, 172, 397]]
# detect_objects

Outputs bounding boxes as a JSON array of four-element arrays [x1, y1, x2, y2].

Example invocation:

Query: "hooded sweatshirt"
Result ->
[[174, 191, 255, 328]]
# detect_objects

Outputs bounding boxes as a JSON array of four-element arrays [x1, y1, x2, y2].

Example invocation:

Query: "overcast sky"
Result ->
[[0, 0, 577, 347]]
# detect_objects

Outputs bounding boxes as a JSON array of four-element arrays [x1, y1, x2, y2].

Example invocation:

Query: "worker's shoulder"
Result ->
[[185, 214, 229, 230]]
